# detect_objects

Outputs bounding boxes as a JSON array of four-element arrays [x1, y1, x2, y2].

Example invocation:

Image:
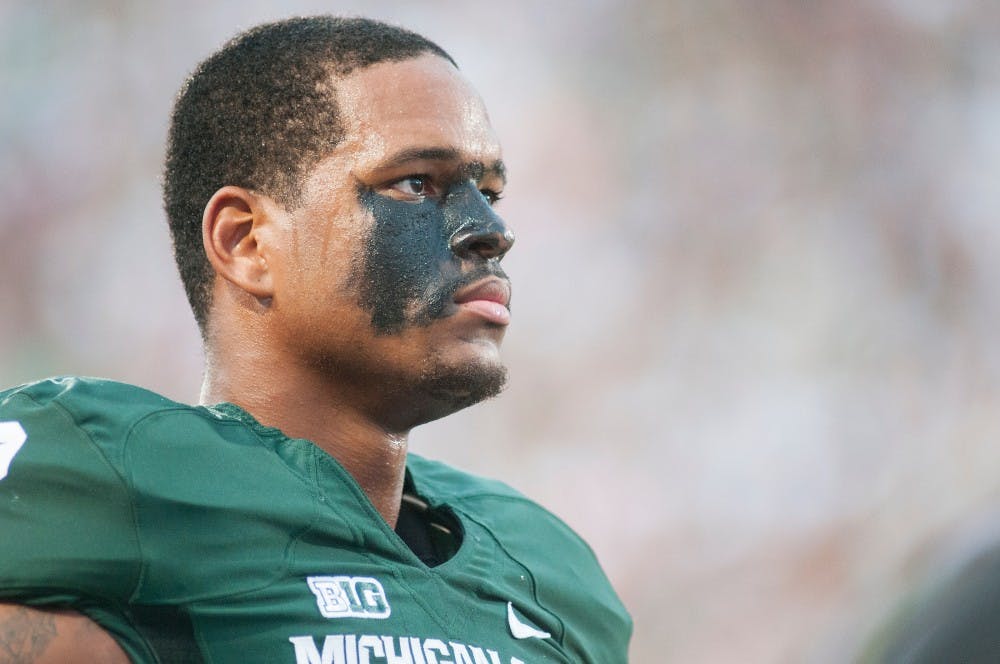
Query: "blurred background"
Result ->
[[3, 0, 1000, 661]]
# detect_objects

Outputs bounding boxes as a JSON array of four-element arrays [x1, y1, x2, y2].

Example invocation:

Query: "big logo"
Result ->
[[307, 576, 391, 619]]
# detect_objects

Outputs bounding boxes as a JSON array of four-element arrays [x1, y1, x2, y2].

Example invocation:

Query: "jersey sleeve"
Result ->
[[0, 387, 153, 661]]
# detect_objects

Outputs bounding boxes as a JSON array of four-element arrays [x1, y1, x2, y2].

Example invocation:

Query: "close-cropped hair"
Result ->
[[163, 16, 456, 332]]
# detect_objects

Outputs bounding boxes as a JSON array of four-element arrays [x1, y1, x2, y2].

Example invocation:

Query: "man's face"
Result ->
[[264, 54, 513, 427]]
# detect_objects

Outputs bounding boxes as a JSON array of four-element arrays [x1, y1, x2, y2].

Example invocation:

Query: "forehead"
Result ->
[[332, 54, 501, 166]]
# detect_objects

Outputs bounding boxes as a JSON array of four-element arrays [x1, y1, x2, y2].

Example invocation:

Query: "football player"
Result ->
[[0, 16, 631, 663]]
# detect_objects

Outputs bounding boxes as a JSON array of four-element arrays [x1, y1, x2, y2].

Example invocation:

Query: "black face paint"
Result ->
[[356, 180, 511, 335]]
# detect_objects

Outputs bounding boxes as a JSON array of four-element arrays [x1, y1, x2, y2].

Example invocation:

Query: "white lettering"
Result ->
[[291, 634, 509, 664], [290, 635, 342, 664], [358, 635, 385, 664], [422, 639, 452, 664], [450, 643, 474, 664], [307, 576, 391, 619], [409, 637, 428, 664], [307, 578, 352, 616], [0, 421, 27, 481], [344, 635, 359, 664], [381, 635, 415, 664], [468, 647, 500, 664]]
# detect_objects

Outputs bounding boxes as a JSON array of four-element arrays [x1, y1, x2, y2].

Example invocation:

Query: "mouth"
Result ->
[[451, 277, 512, 325]]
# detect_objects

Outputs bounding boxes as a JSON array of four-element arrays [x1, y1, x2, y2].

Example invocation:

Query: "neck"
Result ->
[[200, 345, 411, 528]]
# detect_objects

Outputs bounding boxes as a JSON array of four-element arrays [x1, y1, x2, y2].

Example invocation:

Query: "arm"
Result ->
[[0, 604, 129, 664], [0, 387, 147, 662]]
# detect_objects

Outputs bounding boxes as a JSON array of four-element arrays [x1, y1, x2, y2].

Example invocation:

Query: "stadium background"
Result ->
[[3, 1, 1000, 661]]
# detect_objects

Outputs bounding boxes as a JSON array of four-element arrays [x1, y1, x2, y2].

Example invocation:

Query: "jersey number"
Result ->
[[0, 421, 27, 481]]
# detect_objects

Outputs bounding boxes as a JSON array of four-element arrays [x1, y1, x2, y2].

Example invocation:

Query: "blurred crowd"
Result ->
[[3, 1, 1000, 661]]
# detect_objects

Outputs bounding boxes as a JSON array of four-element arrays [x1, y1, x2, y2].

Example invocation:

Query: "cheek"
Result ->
[[372, 204, 446, 273], [294, 202, 366, 275], [269, 211, 364, 324], [356, 193, 456, 334]]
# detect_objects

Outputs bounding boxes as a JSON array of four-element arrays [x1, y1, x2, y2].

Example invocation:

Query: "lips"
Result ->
[[452, 278, 511, 325], [453, 278, 511, 307]]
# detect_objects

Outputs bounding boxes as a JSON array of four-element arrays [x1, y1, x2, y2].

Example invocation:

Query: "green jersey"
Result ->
[[0, 377, 631, 663]]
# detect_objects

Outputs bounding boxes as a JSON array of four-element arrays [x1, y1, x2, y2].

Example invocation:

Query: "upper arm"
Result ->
[[0, 604, 130, 664], [0, 389, 147, 661], [0, 391, 141, 597]]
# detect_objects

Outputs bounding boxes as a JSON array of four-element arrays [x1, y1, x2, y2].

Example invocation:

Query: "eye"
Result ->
[[480, 188, 504, 206], [390, 175, 437, 200]]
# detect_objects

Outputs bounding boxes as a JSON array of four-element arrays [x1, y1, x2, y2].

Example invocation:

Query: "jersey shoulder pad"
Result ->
[[0, 377, 154, 601], [0, 376, 189, 471]]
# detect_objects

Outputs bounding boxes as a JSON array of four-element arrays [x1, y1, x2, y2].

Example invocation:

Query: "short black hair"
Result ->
[[163, 16, 456, 332]]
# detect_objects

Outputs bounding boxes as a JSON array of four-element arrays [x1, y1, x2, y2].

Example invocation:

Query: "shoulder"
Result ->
[[1, 375, 177, 408], [1, 375, 189, 438], [0, 376, 178, 475], [0, 378, 170, 606], [407, 453, 594, 555], [408, 454, 633, 656], [0, 376, 308, 502], [0, 378, 318, 600], [407, 453, 575, 542], [406, 452, 526, 502], [0, 376, 252, 467], [0, 377, 279, 509], [407, 453, 598, 560]]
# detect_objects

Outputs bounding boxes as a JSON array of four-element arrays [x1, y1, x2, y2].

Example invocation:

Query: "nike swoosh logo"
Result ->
[[507, 602, 551, 640]]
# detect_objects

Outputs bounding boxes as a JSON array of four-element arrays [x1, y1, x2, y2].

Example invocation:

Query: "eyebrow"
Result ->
[[379, 147, 507, 184]]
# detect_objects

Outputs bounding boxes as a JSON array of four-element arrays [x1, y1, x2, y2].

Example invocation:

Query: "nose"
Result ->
[[450, 221, 515, 261], [447, 187, 515, 261]]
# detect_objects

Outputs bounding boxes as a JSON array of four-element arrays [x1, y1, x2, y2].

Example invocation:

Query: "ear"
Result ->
[[202, 186, 274, 300]]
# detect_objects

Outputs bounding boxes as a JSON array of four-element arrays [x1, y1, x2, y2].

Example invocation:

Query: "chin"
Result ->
[[417, 356, 508, 418]]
